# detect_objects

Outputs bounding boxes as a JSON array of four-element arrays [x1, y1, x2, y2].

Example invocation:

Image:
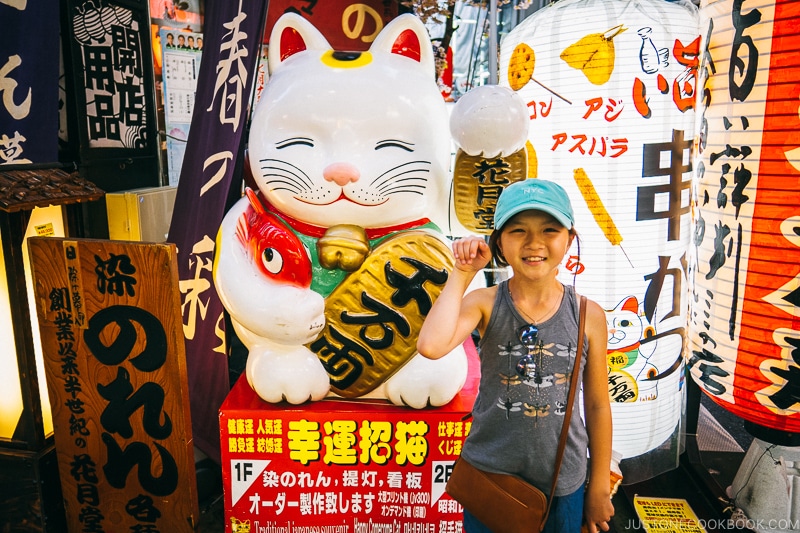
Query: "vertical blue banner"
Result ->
[[0, 0, 60, 164], [167, 0, 268, 462]]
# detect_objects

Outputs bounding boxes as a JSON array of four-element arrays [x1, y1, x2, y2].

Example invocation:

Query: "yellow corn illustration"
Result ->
[[573, 168, 633, 267], [573, 168, 622, 245]]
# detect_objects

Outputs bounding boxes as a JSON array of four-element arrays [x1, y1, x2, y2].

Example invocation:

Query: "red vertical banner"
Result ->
[[167, 0, 268, 462]]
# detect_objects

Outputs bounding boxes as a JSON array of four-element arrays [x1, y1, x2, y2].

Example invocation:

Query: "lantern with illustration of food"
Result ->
[[499, 0, 700, 483]]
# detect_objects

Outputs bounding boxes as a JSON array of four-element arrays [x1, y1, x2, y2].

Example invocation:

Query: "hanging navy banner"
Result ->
[[167, 0, 268, 462], [0, 0, 60, 164]]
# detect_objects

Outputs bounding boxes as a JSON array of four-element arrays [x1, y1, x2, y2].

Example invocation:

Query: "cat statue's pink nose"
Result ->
[[323, 162, 360, 186]]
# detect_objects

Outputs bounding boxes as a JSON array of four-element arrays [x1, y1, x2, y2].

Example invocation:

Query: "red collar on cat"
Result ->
[[263, 200, 432, 239]]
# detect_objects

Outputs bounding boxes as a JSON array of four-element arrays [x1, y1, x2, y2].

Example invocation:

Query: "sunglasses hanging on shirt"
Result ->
[[516, 323, 543, 381]]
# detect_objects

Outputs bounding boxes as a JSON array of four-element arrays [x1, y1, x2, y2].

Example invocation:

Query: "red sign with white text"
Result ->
[[221, 344, 478, 532]]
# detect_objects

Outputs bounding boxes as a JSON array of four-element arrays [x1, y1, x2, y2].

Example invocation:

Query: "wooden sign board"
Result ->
[[28, 237, 199, 531]]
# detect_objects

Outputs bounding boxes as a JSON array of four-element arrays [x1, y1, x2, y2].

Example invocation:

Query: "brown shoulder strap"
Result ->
[[540, 294, 587, 530]]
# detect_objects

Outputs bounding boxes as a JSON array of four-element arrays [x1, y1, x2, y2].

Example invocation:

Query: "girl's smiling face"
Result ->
[[498, 209, 574, 278]]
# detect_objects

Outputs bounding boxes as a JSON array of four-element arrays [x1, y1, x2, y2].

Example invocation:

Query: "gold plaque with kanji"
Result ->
[[309, 230, 453, 397], [452, 148, 528, 234]]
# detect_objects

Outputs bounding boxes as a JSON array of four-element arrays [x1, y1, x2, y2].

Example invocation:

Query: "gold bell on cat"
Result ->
[[317, 224, 371, 272]]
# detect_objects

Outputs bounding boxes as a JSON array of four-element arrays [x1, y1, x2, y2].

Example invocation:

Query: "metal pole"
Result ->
[[488, 0, 498, 84]]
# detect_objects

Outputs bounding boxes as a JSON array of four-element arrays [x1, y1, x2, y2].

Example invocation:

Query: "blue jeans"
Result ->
[[462, 483, 585, 533]]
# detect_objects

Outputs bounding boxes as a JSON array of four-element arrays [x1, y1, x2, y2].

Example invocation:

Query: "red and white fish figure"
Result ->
[[235, 187, 312, 289]]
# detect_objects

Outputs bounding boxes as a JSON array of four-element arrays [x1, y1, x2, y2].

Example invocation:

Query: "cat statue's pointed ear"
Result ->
[[369, 14, 436, 77], [620, 296, 639, 314], [268, 12, 332, 75]]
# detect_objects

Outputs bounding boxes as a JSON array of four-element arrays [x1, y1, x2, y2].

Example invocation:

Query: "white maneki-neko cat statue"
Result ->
[[214, 13, 516, 408]]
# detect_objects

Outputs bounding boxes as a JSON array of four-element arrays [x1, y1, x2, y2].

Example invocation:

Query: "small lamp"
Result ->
[[0, 164, 103, 532]]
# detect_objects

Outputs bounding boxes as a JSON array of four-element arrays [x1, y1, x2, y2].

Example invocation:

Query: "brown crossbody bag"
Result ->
[[445, 295, 587, 533]]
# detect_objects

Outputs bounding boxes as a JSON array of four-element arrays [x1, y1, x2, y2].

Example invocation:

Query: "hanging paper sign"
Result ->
[[499, 0, 700, 463], [688, 0, 800, 431], [159, 28, 204, 186], [28, 237, 198, 532]]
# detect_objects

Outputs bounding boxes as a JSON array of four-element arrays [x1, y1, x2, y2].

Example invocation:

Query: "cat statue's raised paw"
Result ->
[[214, 13, 470, 408]]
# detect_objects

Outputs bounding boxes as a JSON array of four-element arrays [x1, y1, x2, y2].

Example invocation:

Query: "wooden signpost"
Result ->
[[28, 237, 199, 532]]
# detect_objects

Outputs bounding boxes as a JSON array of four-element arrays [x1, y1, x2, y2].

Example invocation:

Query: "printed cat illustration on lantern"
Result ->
[[213, 13, 468, 408], [606, 296, 660, 403]]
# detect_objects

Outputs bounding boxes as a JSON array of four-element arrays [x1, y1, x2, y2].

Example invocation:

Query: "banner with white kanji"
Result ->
[[166, 0, 268, 462], [0, 0, 60, 164]]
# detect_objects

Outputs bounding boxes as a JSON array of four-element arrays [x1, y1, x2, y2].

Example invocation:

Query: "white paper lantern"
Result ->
[[499, 0, 700, 473], [689, 0, 800, 434]]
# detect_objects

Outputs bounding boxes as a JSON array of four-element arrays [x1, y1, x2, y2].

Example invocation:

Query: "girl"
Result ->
[[417, 179, 614, 533]]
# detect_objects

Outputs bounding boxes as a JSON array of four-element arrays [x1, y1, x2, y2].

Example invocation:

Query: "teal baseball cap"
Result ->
[[494, 179, 575, 230]]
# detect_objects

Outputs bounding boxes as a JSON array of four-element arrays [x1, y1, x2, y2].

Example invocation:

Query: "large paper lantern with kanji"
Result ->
[[688, 0, 800, 434], [499, 0, 700, 478]]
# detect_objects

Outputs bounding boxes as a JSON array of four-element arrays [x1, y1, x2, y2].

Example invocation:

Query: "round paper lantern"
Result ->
[[450, 85, 530, 159], [688, 0, 800, 434], [448, 85, 531, 235], [499, 0, 700, 473]]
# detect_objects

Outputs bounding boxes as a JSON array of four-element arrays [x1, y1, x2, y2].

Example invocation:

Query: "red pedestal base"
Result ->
[[220, 342, 479, 533]]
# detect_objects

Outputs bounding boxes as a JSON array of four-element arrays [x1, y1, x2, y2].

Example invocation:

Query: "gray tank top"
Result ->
[[461, 281, 589, 497]]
